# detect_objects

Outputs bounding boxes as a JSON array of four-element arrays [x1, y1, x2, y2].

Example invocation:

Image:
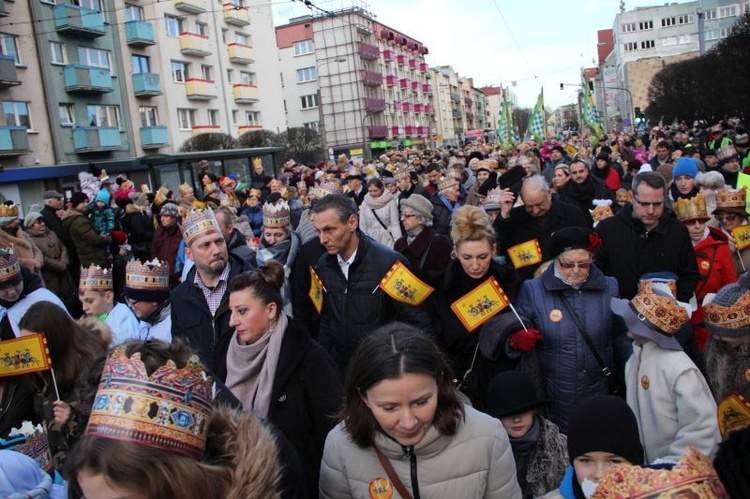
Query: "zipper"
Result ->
[[403, 445, 420, 499]]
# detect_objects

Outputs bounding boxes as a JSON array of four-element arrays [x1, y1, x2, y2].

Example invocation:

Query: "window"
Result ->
[[679, 34, 692, 44], [3, 101, 31, 128], [705, 29, 719, 41], [86, 105, 121, 128], [300, 94, 319, 109], [245, 111, 260, 126], [59, 104, 75, 126], [50, 41, 67, 65], [661, 17, 675, 27], [74, 0, 101, 10], [177, 108, 195, 130], [171, 61, 188, 82], [232, 110, 238, 124], [622, 22, 636, 32], [745, 3, 750, 15], [78, 47, 110, 69], [195, 22, 208, 36], [624, 41, 637, 51], [201, 64, 212, 81], [235, 32, 249, 45], [208, 109, 219, 126], [720, 26, 732, 38], [719, 6, 738, 18], [132, 55, 150, 74], [139, 106, 159, 128], [638, 20, 653, 30], [124, 3, 143, 21], [227, 0, 243, 6], [227, 69, 233, 82], [165, 15, 183, 37], [705, 9, 717, 20], [0, 34, 19, 65], [303, 121, 319, 131], [296, 66, 317, 83], [678, 14, 694, 24], [294, 40, 315, 56], [640, 40, 655, 49], [240, 71, 254, 84]]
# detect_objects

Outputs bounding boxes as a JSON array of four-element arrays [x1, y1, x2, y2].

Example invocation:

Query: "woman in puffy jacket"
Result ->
[[358, 178, 402, 248]]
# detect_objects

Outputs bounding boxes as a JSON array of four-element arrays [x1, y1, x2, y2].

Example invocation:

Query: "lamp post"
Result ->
[[317, 57, 346, 162]]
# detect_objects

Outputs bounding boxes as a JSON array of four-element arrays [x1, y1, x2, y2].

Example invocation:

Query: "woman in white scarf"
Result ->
[[359, 178, 402, 248]]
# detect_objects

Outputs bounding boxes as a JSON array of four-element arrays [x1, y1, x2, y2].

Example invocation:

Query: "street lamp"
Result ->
[[318, 57, 346, 162]]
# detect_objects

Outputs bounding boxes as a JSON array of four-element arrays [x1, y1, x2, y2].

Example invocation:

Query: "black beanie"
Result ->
[[567, 395, 644, 465]]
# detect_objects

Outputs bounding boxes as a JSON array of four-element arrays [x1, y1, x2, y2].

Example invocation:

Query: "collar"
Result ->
[[337, 248, 357, 267], [194, 261, 231, 289]]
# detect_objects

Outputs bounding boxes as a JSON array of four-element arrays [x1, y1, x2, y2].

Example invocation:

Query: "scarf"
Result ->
[[257, 237, 292, 267], [406, 226, 424, 245], [364, 190, 395, 210], [554, 261, 586, 290], [563, 176, 596, 204], [225, 313, 288, 418], [508, 415, 540, 453]]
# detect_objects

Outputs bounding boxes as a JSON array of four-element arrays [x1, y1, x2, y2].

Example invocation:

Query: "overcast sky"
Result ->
[[272, 0, 695, 110]]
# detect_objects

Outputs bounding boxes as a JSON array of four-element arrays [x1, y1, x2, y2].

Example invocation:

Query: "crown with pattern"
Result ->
[[0, 421, 53, 472], [262, 200, 291, 228], [718, 145, 739, 162], [616, 189, 631, 203], [485, 187, 503, 206], [591, 447, 728, 498], [311, 181, 343, 200], [181, 208, 222, 246], [717, 393, 750, 439], [79, 264, 112, 292], [715, 188, 747, 214], [673, 194, 710, 223], [438, 176, 459, 193], [179, 183, 194, 197], [125, 259, 170, 303], [154, 185, 170, 206], [591, 199, 614, 224], [86, 345, 213, 459], [630, 280, 690, 336], [0, 203, 19, 218], [0, 248, 21, 284], [704, 289, 750, 335], [393, 164, 413, 180]]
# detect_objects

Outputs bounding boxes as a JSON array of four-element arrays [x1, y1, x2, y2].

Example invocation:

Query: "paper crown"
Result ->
[[591, 199, 614, 224], [179, 183, 194, 197], [591, 447, 727, 498], [718, 145, 739, 162], [717, 392, 750, 439], [247, 188, 262, 200], [485, 187, 503, 205], [616, 189, 631, 203], [182, 208, 222, 246], [631, 280, 690, 336], [704, 291, 750, 333], [219, 176, 235, 189], [715, 188, 747, 211], [311, 181, 343, 200], [0, 421, 53, 472], [674, 194, 710, 222], [140, 184, 152, 194], [0, 203, 19, 218], [99, 169, 109, 182], [438, 176, 459, 193], [262, 200, 291, 228], [86, 345, 213, 460], [393, 165, 412, 180], [154, 185, 170, 206], [125, 259, 170, 292], [267, 178, 282, 189], [79, 264, 112, 292], [119, 180, 134, 191], [0, 248, 21, 284]]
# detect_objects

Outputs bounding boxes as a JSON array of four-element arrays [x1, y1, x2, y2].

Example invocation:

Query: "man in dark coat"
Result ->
[[215, 206, 256, 267], [595, 171, 699, 302], [290, 237, 326, 340], [170, 208, 253, 381], [310, 194, 433, 372], [61, 192, 111, 268], [494, 175, 587, 281], [557, 159, 613, 227]]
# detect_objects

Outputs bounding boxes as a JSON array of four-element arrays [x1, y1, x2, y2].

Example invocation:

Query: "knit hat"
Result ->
[[551, 145, 565, 155], [128, 192, 148, 206], [0, 249, 22, 287], [567, 395, 644, 465], [674, 194, 710, 223], [484, 371, 551, 418], [22, 212, 42, 229], [70, 191, 89, 207], [399, 195, 433, 221], [181, 208, 222, 247], [548, 227, 602, 259], [43, 190, 63, 200], [95, 189, 110, 205], [111, 230, 128, 246], [672, 157, 699, 179], [160, 202, 179, 219], [0, 203, 19, 226], [703, 273, 750, 338], [125, 259, 170, 303]]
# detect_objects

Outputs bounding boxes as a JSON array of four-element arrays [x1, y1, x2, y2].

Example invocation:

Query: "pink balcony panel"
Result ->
[[385, 75, 397, 86], [362, 70, 383, 87], [411, 80, 419, 90], [397, 54, 406, 66], [358, 41, 380, 60], [364, 98, 386, 113], [368, 125, 388, 139], [425, 104, 434, 114], [399, 78, 408, 89], [417, 126, 427, 135], [405, 126, 416, 136], [402, 102, 412, 112], [408, 59, 417, 69], [419, 63, 428, 72], [422, 83, 430, 93], [383, 50, 394, 62], [391, 126, 402, 136], [393, 101, 402, 111], [414, 103, 423, 113]]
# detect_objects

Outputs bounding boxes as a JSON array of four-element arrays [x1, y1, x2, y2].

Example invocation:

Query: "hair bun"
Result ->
[[257, 261, 285, 292]]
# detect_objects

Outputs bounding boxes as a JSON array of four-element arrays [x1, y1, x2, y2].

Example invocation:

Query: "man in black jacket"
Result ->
[[557, 159, 613, 227], [170, 208, 253, 381], [310, 194, 433, 372]]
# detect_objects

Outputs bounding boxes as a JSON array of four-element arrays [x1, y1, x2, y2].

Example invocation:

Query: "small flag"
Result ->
[[496, 92, 516, 153], [308, 266, 324, 314], [732, 225, 750, 251], [379, 260, 434, 306], [450, 277, 510, 332], [526, 88, 546, 144], [0, 334, 52, 377], [717, 392, 750, 439], [507, 239, 543, 269], [581, 74, 605, 140]]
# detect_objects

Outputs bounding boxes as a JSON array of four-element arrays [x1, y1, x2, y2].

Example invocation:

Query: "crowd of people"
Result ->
[[1, 120, 749, 498]]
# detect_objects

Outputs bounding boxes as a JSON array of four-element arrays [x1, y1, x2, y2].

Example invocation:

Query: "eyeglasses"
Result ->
[[632, 197, 664, 209], [400, 213, 417, 219], [714, 213, 739, 221], [557, 259, 592, 270]]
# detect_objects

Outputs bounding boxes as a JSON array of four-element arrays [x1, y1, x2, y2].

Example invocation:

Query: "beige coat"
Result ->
[[0, 226, 43, 276]]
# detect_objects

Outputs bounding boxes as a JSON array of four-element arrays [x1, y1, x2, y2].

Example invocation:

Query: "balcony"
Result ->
[[408, 59, 417, 70], [391, 126, 402, 136], [364, 98, 386, 113], [0, 127, 28, 156], [73, 127, 121, 153], [140, 126, 169, 150], [405, 126, 416, 136], [414, 103, 423, 113], [180, 32, 211, 57], [185, 78, 217, 100], [419, 63, 428, 73], [228, 43, 254, 64], [0, 55, 20, 88], [64, 65, 113, 93], [397, 55, 406, 66], [238, 125, 262, 135], [233, 83, 259, 103], [452, 109, 462, 119], [125, 20, 155, 47], [132, 73, 162, 97], [411, 81, 419, 91], [399, 78, 408, 89], [402, 102, 412, 112], [383, 50, 394, 62], [417, 126, 427, 135], [450, 92, 461, 102], [174, 0, 207, 14], [54, 4, 105, 38], [385, 75, 397, 86], [464, 97, 473, 106], [223, 3, 250, 26], [425, 104, 434, 114], [362, 70, 382, 87], [358, 41, 380, 60], [393, 101, 402, 111], [422, 83, 430, 93], [192, 125, 221, 136], [466, 112, 475, 122], [368, 125, 388, 139]]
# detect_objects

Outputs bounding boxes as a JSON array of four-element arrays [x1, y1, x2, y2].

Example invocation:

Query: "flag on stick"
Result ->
[[450, 277, 510, 332], [379, 260, 434, 306], [526, 88, 546, 144], [507, 239, 543, 269], [0, 333, 52, 377], [308, 266, 325, 314], [581, 75, 605, 139]]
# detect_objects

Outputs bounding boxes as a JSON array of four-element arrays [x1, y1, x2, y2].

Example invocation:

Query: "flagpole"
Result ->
[[50, 367, 61, 401], [507, 303, 529, 332]]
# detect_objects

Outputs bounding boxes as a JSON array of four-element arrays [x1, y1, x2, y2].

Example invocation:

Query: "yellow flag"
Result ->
[[308, 266, 324, 314], [732, 225, 750, 251], [450, 277, 510, 332], [0, 334, 52, 377], [379, 260, 434, 306], [507, 239, 542, 269], [717, 392, 750, 439]]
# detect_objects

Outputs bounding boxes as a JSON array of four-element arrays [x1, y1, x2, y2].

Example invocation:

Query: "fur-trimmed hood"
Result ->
[[205, 406, 282, 499]]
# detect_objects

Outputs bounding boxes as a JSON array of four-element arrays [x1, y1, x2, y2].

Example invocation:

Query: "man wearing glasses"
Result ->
[[595, 171, 699, 302]]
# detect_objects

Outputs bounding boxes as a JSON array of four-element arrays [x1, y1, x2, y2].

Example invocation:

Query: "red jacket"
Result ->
[[150, 224, 183, 284], [691, 227, 738, 350]]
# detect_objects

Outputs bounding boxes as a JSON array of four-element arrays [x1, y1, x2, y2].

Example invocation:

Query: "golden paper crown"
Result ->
[[485, 187, 503, 205], [616, 189, 631, 203], [715, 188, 747, 211], [262, 200, 291, 228], [311, 181, 343, 200], [674, 194, 709, 222], [79, 264, 112, 292], [438, 176, 459, 193], [267, 179, 282, 189], [591, 447, 728, 498], [119, 180, 134, 191], [154, 185, 170, 206], [0, 248, 21, 283], [718, 145, 738, 161], [140, 184, 152, 194], [182, 208, 222, 246], [631, 281, 690, 336], [591, 204, 614, 223], [87, 345, 213, 460], [718, 393, 750, 439], [247, 188, 262, 200], [0, 203, 19, 218], [704, 291, 750, 333], [99, 169, 109, 182], [2, 422, 53, 473], [125, 259, 170, 292], [179, 183, 194, 197], [393, 165, 412, 180]]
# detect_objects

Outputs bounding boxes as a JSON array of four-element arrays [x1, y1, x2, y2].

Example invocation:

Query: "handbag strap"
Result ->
[[418, 234, 437, 270], [374, 445, 414, 499], [558, 292, 613, 379], [370, 209, 394, 241]]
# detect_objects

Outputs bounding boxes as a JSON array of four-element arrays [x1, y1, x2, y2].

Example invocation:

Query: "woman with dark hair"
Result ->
[[320, 323, 521, 498], [359, 177, 402, 248], [593, 152, 621, 194], [200, 172, 221, 207], [226, 261, 342, 497]]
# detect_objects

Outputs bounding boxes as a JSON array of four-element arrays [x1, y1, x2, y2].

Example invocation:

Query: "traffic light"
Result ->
[[588, 81, 594, 91], [560, 83, 564, 90]]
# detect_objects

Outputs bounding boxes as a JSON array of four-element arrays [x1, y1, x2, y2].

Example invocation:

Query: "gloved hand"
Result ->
[[509, 329, 543, 352]]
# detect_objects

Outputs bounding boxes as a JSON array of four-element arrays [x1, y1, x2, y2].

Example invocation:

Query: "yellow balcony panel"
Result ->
[[223, 3, 249, 26], [180, 32, 211, 57], [192, 125, 221, 136], [238, 125, 262, 135], [233, 84, 259, 103], [185, 78, 217, 100], [228, 43, 254, 65]]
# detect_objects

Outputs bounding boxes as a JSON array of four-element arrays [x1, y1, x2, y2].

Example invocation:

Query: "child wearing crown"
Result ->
[[79, 264, 139, 347]]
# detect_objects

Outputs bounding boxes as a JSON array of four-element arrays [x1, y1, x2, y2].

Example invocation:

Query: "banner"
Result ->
[[496, 92, 516, 152], [507, 239, 543, 269], [308, 267, 324, 314], [450, 277, 510, 332], [0, 334, 52, 377], [379, 260, 434, 307], [581, 75, 605, 139], [526, 88, 546, 144], [732, 225, 750, 251]]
